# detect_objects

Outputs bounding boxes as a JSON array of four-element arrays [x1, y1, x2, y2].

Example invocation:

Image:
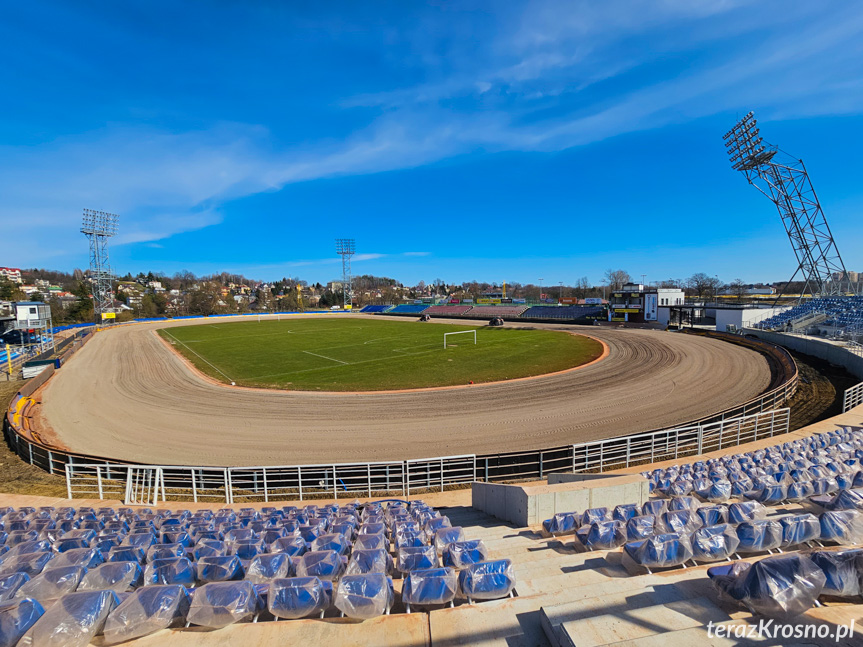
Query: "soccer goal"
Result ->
[[444, 330, 477, 349]]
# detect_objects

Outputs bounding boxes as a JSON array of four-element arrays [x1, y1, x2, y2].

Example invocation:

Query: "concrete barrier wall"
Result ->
[[471, 474, 650, 527], [744, 330, 863, 380]]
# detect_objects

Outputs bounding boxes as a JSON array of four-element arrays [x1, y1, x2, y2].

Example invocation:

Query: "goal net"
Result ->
[[443, 330, 477, 349]]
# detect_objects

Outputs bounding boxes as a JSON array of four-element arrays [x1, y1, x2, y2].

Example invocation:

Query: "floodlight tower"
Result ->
[[335, 238, 355, 309], [81, 209, 119, 319], [723, 112, 855, 300]]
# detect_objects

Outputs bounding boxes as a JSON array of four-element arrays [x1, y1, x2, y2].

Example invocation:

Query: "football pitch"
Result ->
[[158, 317, 603, 391]]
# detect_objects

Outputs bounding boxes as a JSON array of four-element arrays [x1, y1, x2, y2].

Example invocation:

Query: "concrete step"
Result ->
[[539, 583, 731, 647]]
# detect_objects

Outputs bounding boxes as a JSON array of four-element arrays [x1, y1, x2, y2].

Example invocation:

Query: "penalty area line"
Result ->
[[302, 350, 349, 365], [163, 330, 237, 384]]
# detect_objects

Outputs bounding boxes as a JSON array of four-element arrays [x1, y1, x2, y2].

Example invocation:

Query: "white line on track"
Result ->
[[302, 350, 349, 365]]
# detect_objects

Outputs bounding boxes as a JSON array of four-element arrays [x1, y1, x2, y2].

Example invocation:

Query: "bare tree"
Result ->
[[575, 276, 590, 299], [603, 269, 631, 291], [687, 273, 723, 300], [730, 278, 747, 302]]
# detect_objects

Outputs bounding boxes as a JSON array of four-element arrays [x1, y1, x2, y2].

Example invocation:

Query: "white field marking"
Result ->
[[302, 350, 349, 365], [163, 330, 236, 383]]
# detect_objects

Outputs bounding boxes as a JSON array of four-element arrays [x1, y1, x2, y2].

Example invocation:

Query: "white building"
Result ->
[[0, 267, 23, 284]]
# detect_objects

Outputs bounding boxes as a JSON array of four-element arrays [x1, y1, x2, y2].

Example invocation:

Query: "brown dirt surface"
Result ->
[[34, 314, 775, 467], [0, 380, 67, 496], [785, 350, 861, 430]]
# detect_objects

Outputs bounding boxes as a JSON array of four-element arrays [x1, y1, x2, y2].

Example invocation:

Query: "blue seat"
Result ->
[[443, 540, 489, 569], [818, 488, 863, 512], [457, 559, 516, 601], [402, 567, 458, 611], [659, 509, 701, 534], [147, 542, 186, 562], [0, 573, 29, 604], [612, 504, 640, 523], [0, 597, 44, 647], [311, 533, 351, 555], [346, 549, 393, 576], [576, 520, 626, 551], [728, 501, 765, 525], [186, 581, 262, 628], [695, 480, 731, 503], [808, 550, 863, 598], [623, 533, 694, 572], [397, 546, 438, 573], [78, 561, 143, 593], [196, 555, 244, 583], [107, 546, 145, 564], [143, 557, 196, 587], [786, 481, 815, 502], [294, 550, 344, 581], [267, 576, 332, 619], [697, 505, 728, 527], [541, 512, 579, 537], [334, 573, 394, 619], [102, 585, 190, 644], [0, 552, 54, 578], [819, 510, 863, 545], [626, 515, 656, 541], [779, 514, 821, 548], [736, 520, 783, 554], [745, 483, 787, 504], [640, 500, 667, 517], [580, 508, 609, 526], [269, 535, 306, 557], [708, 554, 826, 619], [245, 553, 292, 584], [668, 496, 698, 512], [21, 589, 120, 646], [691, 524, 740, 562]]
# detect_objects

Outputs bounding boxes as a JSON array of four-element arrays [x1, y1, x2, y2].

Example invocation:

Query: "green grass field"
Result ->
[[158, 317, 603, 391]]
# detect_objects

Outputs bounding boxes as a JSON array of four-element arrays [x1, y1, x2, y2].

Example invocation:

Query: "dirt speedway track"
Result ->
[[39, 314, 772, 466]]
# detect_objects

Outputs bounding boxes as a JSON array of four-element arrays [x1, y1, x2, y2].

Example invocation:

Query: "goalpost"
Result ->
[[443, 330, 477, 349]]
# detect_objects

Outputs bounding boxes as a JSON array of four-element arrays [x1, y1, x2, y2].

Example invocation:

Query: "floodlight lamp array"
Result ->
[[81, 209, 119, 237], [722, 112, 775, 171], [335, 238, 356, 256]]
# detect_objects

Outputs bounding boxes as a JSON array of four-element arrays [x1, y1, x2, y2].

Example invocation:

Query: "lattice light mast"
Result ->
[[81, 209, 119, 319], [723, 112, 855, 299], [335, 238, 355, 309]]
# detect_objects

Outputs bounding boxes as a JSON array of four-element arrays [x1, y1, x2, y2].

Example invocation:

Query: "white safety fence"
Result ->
[[572, 408, 790, 473], [844, 382, 863, 413], [63, 412, 788, 503]]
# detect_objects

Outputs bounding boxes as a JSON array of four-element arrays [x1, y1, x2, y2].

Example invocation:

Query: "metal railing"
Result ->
[[572, 408, 790, 473], [844, 382, 863, 413]]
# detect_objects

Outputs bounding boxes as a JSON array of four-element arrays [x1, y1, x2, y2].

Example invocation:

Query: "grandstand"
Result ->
[[461, 305, 529, 318], [423, 304, 474, 316], [758, 296, 863, 335], [385, 304, 430, 315], [521, 304, 604, 320], [358, 305, 393, 313]]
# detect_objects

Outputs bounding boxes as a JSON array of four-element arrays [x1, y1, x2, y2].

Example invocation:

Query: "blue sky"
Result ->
[[2, 1, 862, 286]]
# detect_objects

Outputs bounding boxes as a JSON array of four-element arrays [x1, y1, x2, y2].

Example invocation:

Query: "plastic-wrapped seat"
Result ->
[[0, 552, 54, 578], [695, 479, 732, 503], [270, 535, 306, 557], [402, 567, 457, 612], [808, 549, 863, 598], [16, 589, 119, 647], [580, 507, 610, 525], [245, 553, 292, 584], [819, 510, 863, 545], [668, 496, 699, 512], [640, 500, 667, 517], [334, 573, 393, 619], [745, 483, 787, 504], [101, 585, 190, 645], [14, 565, 85, 604], [294, 550, 344, 581], [728, 501, 766, 525], [697, 505, 729, 527], [0, 598, 44, 647], [268, 576, 332, 619], [659, 509, 701, 535], [79, 561, 143, 593], [443, 540, 489, 569], [576, 520, 626, 551], [623, 533, 694, 573], [457, 559, 516, 602], [707, 554, 826, 619], [107, 546, 145, 564], [625, 515, 656, 542], [143, 557, 196, 587], [196, 555, 244, 583], [736, 520, 783, 554], [814, 488, 863, 512], [540, 512, 579, 538], [51, 547, 103, 570], [186, 581, 262, 628], [146, 542, 186, 563], [612, 503, 640, 523], [691, 524, 740, 563], [779, 514, 821, 548], [346, 549, 393, 576], [0, 573, 29, 604], [397, 546, 438, 573], [311, 533, 351, 555], [433, 527, 466, 555], [354, 534, 389, 551]]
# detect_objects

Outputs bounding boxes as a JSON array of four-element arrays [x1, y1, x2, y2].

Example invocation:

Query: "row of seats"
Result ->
[[708, 549, 863, 619], [758, 296, 863, 332], [644, 426, 863, 504], [357, 303, 603, 321], [0, 500, 516, 646]]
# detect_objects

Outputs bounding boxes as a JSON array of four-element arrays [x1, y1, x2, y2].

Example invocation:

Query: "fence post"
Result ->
[[404, 462, 409, 498], [47, 451, 53, 475], [97, 466, 104, 499], [440, 458, 444, 492], [262, 468, 269, 503], [626, 438, 631, 468], [539, 452, 544, 479], [599, 443, 604, 474], [696, 425, 703, 456], [298, 466, 303, 502], [65, 464, 72, 499], [485, 457, 489, 482], [333, 465, 337, 500], [225, 470, 232, 504], [368, 464, 372, 498], [191, 469, 198, 503]]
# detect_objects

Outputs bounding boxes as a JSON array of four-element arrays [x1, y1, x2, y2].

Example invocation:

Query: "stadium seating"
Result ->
[[424, 305, 474, 316], [358, 305, 392, 313], [0, 499, 515, 643], [462, 305, 529, 318], [386, 304, 430, 314], [758, 296, 863, 333], [521, 305, 604, 320]]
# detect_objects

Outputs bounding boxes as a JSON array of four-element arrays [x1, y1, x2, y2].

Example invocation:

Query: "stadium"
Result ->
[[3, 6, 863, 647]]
